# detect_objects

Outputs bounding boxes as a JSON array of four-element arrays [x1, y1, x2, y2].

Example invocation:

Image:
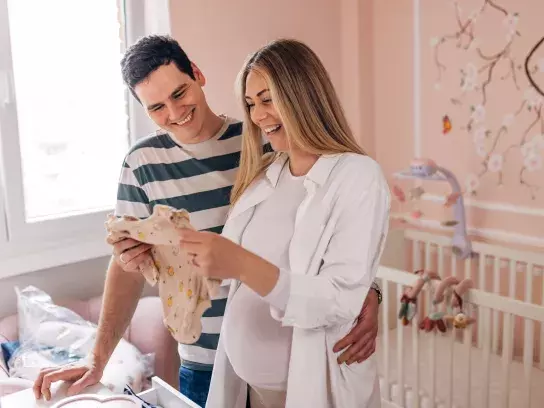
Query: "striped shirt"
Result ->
[[115, 116, 250, 370]]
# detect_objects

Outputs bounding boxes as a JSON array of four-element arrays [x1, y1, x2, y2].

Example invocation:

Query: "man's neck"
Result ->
[[173, 108, 225, 145]]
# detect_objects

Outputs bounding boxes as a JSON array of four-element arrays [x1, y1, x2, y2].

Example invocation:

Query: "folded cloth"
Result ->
[[105, 204, 221, 345]]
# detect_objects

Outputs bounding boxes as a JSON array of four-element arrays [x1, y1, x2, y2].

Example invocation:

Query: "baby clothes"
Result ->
[[105, 204, 221, 344]]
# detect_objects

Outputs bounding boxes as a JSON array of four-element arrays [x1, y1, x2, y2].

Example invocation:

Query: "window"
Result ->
[[0, 0, 170, 276]]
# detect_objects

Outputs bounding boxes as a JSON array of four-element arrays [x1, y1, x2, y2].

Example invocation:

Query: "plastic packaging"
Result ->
[[7, 285, 155, 393]]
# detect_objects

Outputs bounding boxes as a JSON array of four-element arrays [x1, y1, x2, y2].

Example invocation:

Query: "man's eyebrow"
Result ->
[[146, 84, 189, 110], [170, 83, 189, 97]]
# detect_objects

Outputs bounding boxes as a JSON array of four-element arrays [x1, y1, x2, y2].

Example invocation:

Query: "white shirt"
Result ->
[[223, 162, 305, 390], [207, 153, 391, 408]]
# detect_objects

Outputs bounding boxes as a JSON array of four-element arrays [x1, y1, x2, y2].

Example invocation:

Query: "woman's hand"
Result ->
[[178, 229, 244, 280], [179, 229, 280, 297]]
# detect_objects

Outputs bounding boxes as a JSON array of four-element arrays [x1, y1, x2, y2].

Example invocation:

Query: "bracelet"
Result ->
[[371, 282, 382, 305]]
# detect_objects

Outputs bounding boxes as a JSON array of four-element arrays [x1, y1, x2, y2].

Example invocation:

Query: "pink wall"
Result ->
[[374, 0, 544, 249], [169, 0, 376, 156], [169, 0, 543, 249]]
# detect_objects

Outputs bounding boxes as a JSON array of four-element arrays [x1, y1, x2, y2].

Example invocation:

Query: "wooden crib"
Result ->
[[402, 228, 544, 356], [375, 263, 544, 408]]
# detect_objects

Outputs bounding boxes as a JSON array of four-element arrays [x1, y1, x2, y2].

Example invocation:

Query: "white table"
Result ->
[[138, 377, 201, 408], [0, 376, 201, 408]]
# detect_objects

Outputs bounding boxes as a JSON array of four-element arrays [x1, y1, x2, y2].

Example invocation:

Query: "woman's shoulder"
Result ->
[[332, 153, 388, 188]]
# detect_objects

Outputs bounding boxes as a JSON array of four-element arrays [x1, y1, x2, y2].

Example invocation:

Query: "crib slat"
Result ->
[[397, 283, 405, 406], [424, 243, 434, 407], [429, 331, 436, 406], [481, 307, 492, 408], [425, 242, 432, 270], [425, 242, 432, 319], [523, 316, 534, 408], [438, 245, 444, 276], [509, 260, 517, 357], [492, 257, 501, 354], [523, 263, 534, 407], [479, 253, 487, 291], [508, 260, 517, 298], [382, 279, 390, 400], [446, 326, 455, 408], [463, 257, 472, 347], [525, 263, 533, 304], [478, 253, 486, 349], [413, 240, 421, 270], [500, 312, 513, 408], [412, 312, 420, 408], [465, 257, 472, 279], [541, 270, 544, 371], [463, 317, 472, 407]]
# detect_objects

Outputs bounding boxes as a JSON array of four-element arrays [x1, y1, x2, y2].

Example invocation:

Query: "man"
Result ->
[[33, 35, 382, 407]]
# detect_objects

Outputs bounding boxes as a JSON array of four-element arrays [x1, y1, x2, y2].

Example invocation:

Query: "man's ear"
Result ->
[[191, 62, 206, 87]]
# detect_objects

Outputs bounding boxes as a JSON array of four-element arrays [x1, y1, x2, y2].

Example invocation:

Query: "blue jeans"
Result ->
[[179, 365, 212, 407]]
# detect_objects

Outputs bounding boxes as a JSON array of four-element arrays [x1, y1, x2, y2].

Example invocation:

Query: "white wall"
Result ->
[[0, 257, 109, 318], [0, 256, 159, 318]]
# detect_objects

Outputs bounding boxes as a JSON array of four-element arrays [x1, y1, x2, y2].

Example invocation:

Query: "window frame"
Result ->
[[0, 0, 171, 277]]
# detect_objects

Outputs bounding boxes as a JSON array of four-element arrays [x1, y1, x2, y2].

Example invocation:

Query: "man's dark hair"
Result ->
[[121, 35, 195, 101]]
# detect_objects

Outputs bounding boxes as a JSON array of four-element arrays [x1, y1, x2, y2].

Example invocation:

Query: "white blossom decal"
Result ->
[[430, 0, 543, 200]]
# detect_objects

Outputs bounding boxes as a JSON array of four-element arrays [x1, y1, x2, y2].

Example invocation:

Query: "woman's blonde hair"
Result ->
[[230, 38, 367, 205]]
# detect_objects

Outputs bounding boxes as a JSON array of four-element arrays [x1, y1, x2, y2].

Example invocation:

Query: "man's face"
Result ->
[[134, 62, 208, 144]]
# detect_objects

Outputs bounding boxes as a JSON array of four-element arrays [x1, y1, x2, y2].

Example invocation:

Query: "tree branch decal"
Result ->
[[525, 35, 544, 97], [431, 0, 544, 200]]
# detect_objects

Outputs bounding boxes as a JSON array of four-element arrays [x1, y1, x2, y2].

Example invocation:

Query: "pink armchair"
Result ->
[[0, 295, 179, 396]]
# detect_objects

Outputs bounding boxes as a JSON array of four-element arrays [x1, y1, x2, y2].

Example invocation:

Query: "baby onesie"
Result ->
[[105, 204, 221, 344]]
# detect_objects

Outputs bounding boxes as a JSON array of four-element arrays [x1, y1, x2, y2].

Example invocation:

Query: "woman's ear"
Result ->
[[191, 62, 206, 87]]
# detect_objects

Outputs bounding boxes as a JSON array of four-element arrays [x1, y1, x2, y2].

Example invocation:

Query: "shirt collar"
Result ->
[[265, 153, 342, 188]]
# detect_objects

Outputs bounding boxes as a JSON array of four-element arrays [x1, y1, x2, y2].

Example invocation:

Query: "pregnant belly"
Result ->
[[223, 284, 293, 390]]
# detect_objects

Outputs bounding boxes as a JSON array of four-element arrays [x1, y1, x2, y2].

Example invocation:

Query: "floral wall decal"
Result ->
[[426, 0, 544, 201]]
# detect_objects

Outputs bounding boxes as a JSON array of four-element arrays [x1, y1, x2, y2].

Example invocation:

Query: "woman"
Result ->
[[179, 38, 390, 408]]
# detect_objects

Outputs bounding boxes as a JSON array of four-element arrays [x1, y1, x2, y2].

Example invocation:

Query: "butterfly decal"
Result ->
[[442, 115, 452, 134]]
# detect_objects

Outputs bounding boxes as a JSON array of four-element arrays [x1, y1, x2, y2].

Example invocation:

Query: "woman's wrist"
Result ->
[[237, 249, 280, 297]]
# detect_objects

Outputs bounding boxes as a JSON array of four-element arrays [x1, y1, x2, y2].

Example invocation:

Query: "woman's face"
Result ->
[[244, 70, 289, 152]]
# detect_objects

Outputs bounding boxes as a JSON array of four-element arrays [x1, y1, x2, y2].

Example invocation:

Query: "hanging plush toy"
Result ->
[[419, 276, 459, 333], [398, 270, 440, 326], [444, 278, 476, 329]]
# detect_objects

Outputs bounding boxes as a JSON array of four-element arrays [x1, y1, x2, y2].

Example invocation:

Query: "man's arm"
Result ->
[[92, 256, 145, 368], [34, 157, 150, 401], [33, 256, 146, 400]]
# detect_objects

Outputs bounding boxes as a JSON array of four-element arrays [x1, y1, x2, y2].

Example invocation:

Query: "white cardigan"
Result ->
[[206, 153, 390, 408]]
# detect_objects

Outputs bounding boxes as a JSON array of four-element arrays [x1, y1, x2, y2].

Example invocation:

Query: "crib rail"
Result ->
[[376, 265, 544, 408], [402, 228, 544, 367]]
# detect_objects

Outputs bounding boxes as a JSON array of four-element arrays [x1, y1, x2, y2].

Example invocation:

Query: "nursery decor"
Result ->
[[420, 0, 544, 205], [393, 158, 472, 258]]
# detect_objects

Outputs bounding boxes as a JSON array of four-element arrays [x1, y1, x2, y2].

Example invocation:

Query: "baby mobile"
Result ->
[[393, 158, 472, 259]]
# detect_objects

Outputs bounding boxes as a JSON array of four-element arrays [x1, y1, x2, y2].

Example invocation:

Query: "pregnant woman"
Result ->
[[179, 38, 390, 408]]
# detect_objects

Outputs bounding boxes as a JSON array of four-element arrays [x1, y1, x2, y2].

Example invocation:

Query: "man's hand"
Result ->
[[333, 289, 379, 365], [112, 238, 152, 273], [33, 360, 104, 401]]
